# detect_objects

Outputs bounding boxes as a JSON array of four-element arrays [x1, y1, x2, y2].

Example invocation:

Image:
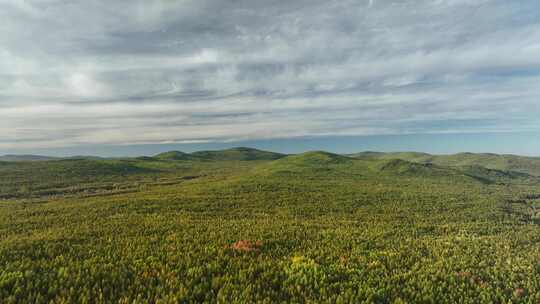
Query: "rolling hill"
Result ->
[[254, 151, 355, 177], [350, 151, 540, 176], [189, 147, 285, 161], [272, 151, 352, 166], [376, 159, 446, 176], [0, 154, 59, 161], [154, 151, 194, 161], [154, 147, 285, 161], [1, 147, 540, 302]]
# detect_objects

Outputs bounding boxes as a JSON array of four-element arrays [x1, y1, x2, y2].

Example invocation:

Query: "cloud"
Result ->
[[1, 0, 540, 150], [63, 73, 109, 98]]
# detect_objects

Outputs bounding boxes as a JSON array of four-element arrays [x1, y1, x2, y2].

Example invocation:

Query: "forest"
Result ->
[[1, 148, 539, 303]]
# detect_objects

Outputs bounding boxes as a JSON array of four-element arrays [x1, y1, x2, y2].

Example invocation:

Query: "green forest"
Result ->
[[1, 148, 539, 303]]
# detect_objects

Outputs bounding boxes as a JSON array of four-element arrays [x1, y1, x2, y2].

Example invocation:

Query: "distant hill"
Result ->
[[0, 155, 108, 162], [189, 147, 285, 161], [135, 156, 156, 161], [373, 159, 512, 184], [154, 147, 285, 161], [5, 149, 540, 178], [273, 151, 352, 166], [458, 165, 532, 184], [352, 151, 432, 161], [154, 151, 194, 161], [0, 155, 59, 162], [256, 151, 355, 176], [377, 159, 443, 176], [66, 156, 106, 161], [350, 151, 540, 176], [0, 158, 155, 182]]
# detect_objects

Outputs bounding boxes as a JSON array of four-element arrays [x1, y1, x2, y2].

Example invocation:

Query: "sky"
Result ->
[[1, 0, 540, 156]]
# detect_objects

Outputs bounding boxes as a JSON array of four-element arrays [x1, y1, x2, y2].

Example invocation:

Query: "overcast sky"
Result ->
[[1, 0, 540, 155]]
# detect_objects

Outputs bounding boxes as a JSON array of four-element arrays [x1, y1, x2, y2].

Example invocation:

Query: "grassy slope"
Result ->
[[0, 150, 540, 303]]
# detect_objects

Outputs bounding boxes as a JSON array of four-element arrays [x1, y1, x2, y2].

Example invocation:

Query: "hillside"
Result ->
[[351, 151, 431, 162], [190, 147, 285, 161], [377, 159, 448, 176], [273, 151, 351, 166], [254, 151, 356, 177], [350, 151, 540, 176], [154, 151, 193, 161]]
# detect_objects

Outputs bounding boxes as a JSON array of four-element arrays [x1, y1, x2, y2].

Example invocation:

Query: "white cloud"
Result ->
[[63, 73, 109, 98], [1, 0, 539, 150]]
